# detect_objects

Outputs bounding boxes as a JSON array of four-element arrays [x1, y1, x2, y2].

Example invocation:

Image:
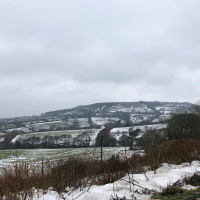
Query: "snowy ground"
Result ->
[[12, 128, 101, 141], [33, 161, 200, 200], [0, 136, 5, 142], [91, 117, 123, 126], [111, 124, 167, 134], [10, 124, 166, 146], [0, 147, 133, 167]]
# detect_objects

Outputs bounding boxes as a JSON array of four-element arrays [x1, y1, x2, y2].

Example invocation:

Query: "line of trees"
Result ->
[[3, 111, 200, 150], [0, 132, 92, 149], [138, 112, 200, 147], [0, 127, 139, 149]]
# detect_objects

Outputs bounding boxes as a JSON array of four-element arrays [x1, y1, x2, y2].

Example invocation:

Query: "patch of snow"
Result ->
[[6, 127, 30, 133], [91, 117, 122, 126], [11, 135, 21, 143], [28, 121, 62, 126], [111, 124, 167, 134], [33, 161, 200, 200]]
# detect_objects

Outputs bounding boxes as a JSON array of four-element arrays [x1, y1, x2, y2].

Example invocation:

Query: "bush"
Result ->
[[167, 114, 200, 140], [185, 172, 200, 186], [118, 135, 133, 146], [137, 129, 167, 148], [0, 156, 129, 199], [143, 139, 200, 169], [95, 128, 117, 147], [151, 186, 200, 200], [129, 129, 141, 137]]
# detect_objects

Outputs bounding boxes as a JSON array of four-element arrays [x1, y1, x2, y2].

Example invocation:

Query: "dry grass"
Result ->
[[0, 157, 128, 199], [1, 138, 200, 199], [143, 139, 200, 169]]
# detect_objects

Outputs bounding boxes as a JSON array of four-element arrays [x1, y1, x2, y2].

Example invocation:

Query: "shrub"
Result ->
[[151, 186, 200, 200], [95, 128, 117, 147], [185, 172, 200, 187], [0, 156, 129, 199], [137, 129, 167, 148], [129, 129, 141, 137], [167, 114, 200, 140], [144, 139, 200, 169]]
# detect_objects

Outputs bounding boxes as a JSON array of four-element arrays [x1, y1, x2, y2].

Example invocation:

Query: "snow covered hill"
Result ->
[[0, 101, 193, 134]]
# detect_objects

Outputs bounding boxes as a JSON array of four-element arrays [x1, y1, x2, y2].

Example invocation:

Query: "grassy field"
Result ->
[[15, 128, 101, 141], [28, 121, 69, 131], [0, 147, 132, 167]]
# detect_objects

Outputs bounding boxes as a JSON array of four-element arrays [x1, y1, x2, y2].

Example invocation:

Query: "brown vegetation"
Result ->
[[1, 112, 200, 199], [0, 156, 128, 200], [1, 138, 200, 199]]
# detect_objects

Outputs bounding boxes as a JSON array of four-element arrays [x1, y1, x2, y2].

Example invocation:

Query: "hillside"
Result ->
[[0, 101, 193, 134]]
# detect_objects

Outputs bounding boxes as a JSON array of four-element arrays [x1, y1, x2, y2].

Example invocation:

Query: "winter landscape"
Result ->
[[1, 0, 200, 199], [1, 101, 200, 199]]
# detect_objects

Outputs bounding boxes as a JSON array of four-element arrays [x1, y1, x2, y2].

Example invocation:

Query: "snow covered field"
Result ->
[[12, 128, 101, 141], [32, 161, 200, 200], [91, 117, 123, 126], [0, 147, 132, 167], [111, 124, 167, 134]]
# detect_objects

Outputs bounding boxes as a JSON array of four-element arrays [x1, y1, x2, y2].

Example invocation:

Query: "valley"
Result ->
[[0, 101, 192, 149]]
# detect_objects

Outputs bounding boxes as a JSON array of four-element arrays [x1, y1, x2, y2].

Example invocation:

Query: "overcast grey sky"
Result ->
[[0, 0, 200, 118]]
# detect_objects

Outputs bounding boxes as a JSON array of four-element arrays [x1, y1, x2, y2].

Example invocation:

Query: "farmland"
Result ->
[[0, 147, 133, 167], [14, 128, 101, 141]]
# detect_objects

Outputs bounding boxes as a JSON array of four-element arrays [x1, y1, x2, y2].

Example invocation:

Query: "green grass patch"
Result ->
[[151, 186, 200, 200]]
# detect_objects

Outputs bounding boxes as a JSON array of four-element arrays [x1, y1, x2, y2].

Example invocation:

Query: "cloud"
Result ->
[[0, 0, 199, 117]]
